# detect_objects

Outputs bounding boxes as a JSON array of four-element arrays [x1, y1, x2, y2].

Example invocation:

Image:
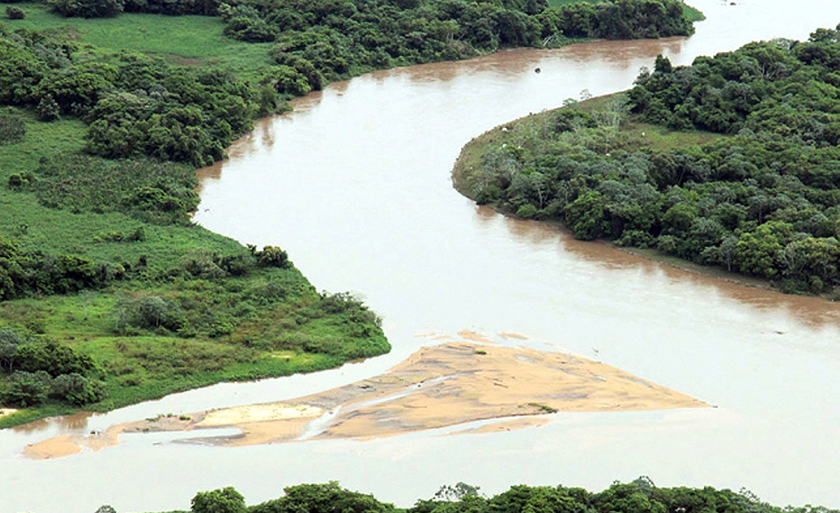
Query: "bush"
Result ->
[[255, 246, 291, 269], [51, 373, 103, 405], [113, 296, 185, 333], [37, 95, 60, 121], [48, 0, 125, 18], [14, 341, 96, 377], [3, 371, 51, 407], [6, 6, 25, 19], [0, 115, 25, 145], [192, 487, 246, 513], [0, 328, 27, 372]]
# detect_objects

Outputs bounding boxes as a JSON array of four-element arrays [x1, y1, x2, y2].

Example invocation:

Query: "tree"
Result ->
[[0, 327, 26, 372], [191, 486, 246, 513], [3, 371, 51, 407], [251, 482, 394, 513]]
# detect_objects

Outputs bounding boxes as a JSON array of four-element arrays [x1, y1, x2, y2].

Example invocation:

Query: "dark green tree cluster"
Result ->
[[47, 0, 125, 18], [0, 328, 104, 407], [409, 479, 835, 513], [466, 27, 840, 295], [0, 235, 125, 300], [0, 27, 257, 166], [114, 480, 838, 513], [537, 0, 694, 40], [216, 0, 693, 90], [629, 27, 840, 140]]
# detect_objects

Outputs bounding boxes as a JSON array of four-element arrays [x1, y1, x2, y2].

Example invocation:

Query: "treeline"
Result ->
[[460, 26, 840, 295], [0, 0, 696, 167], [95, 479, 837, 513], [32, 0, 696, 87]]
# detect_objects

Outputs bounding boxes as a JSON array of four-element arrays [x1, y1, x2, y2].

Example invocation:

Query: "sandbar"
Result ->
[[23, 341, 707, 459]]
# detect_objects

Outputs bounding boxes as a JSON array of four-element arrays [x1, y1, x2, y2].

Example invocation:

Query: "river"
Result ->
[[3, 0, 840, 511]]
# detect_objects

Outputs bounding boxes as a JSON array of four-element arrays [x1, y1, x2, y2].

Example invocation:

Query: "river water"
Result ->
[[3, 1, 840, 512]]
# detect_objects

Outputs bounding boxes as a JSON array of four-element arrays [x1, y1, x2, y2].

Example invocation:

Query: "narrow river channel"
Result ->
[[3, 1, 840, 511]]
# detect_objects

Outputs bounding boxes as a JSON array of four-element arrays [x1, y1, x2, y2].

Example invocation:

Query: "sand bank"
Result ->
[[23, 341, 707, 459], [23, 424, 122, 460]]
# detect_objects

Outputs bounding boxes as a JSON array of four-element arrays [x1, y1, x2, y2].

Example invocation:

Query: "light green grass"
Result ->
[[1, 4, 274, 76]]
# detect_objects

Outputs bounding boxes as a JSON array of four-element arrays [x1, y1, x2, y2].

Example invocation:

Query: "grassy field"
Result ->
[[2, 3, 274, 77]]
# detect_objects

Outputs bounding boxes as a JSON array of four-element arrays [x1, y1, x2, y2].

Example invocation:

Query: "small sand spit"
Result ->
[[22, 342, 707, 459]]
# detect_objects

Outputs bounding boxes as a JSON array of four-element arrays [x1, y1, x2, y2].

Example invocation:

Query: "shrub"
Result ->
[[516, 204, 539, 219], [255, 246, 291, 269], [6, 6, 25, 19], [192, 486, 246, 513], [37, 95, 60, 121], [3, 371, 51, 407], [0, 328, 27, 372], [0, 115, 25, 145], [14, 341, 96, 377], [48, 0, 125, 18], [51, 373, 103, 405], [7, 173, 32, 190], [113, 296, 185, 333]]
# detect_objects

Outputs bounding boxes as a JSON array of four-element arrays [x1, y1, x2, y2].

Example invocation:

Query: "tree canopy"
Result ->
[[459, 25, 840, 296]]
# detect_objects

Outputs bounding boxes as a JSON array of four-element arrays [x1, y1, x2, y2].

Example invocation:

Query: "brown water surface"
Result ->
[[3, 1, 840, 512]]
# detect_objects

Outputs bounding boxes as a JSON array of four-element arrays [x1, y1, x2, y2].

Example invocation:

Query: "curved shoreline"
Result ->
[[450, 104, 825, 299]]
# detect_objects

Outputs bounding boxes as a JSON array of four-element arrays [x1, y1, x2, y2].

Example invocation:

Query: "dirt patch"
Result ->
[[23, 341, 707, 458]]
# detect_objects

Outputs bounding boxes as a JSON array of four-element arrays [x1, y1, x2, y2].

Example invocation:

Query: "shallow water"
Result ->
[[3, 1, 840, 511]]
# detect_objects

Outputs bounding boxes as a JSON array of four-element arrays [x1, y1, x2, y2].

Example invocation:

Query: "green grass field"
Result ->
[[2, 3, 274, 76]]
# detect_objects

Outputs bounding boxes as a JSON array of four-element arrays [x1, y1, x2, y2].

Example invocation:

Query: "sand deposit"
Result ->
[[22, 341, 707, 459]]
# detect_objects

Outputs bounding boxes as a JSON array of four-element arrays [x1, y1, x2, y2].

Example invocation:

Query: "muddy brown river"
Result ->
[[3, 1, 840, 511]]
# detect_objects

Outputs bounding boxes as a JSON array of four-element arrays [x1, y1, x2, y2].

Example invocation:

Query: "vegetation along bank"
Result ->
[[92, 480, 839, 513], [455, 25, 840, 297], [0, 0, 700, 427]]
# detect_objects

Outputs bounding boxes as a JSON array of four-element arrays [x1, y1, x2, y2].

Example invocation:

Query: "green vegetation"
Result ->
[[114, 479, 837, 513], [456, 26, 840, 297], [546, 0, 703, 22], [0, 0, 699, 426], [0, 22, 387, 425]]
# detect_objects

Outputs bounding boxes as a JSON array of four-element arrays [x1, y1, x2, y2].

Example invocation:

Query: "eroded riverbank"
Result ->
[[22, 338, 706, 459]]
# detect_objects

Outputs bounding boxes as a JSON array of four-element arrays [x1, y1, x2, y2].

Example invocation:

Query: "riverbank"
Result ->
[[22, 338, 707, 459], [450, 92, 840, 300]]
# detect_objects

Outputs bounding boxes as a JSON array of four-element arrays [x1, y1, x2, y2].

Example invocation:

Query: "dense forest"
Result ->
[[90, 480, 838, 513], [456, 25, 840, 296], [0, 0, 698, 425]]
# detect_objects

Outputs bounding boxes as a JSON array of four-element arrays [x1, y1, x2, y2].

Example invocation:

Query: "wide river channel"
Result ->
[[3, 0, 840, 511]]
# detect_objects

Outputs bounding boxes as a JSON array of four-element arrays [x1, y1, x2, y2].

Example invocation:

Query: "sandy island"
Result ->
[[23, 341, 707, 459]]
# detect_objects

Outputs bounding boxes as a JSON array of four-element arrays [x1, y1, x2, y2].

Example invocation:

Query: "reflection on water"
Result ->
[[11, 412, 93, 435], [4, 0, 840, 512]]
